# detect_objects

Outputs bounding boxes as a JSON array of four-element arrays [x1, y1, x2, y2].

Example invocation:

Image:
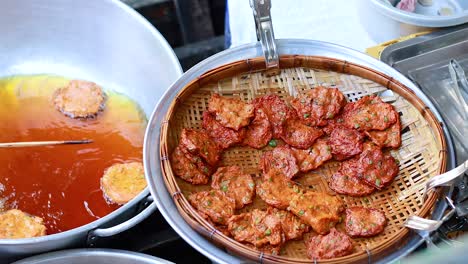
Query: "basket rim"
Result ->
[[158, 55, 447, 264]]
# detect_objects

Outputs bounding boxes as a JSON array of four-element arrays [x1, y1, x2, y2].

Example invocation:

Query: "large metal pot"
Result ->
[[13, 249, 173, 264], [0, 0, 182, 262], [143, 39, 457, 263]]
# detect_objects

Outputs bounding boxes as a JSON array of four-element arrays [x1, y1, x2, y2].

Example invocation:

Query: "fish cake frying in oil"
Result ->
[[328, 172, 375, 197], [101, 162, 147, 205], [253, 94, 297, 138], [280, 119, 323, 149], [188, 190, 235, 225], [305, 228, 353, 260], [208, 93, 254, 131], [290, 86, 347, 127], [53, 80, 106, 118], [211, 166, 255, 209], [328, 125, 365, 161], [267, 207, 310, 241], [293, 139, 332, 172], [345, 207, 387, 237], [260, 146, 299, 180], [341, 142, 399, 189], [242, 108, 273, 149], [365, 118, 402, 149], [171, 146, 211, 184], [202, 111, 245, 149], [227, 209, 283, 247], [180, 128, 221, 166], [0, 209, 46, 239], [288, 191, 344, 234], [256, 170, 302, 210], [342, 95, 398, 131]]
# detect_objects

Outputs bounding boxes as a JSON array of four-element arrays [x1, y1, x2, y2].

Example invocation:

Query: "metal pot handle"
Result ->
[[87, 195, 157, 247]]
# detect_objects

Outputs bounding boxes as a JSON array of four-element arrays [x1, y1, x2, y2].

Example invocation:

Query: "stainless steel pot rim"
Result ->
[[0, 0, 182, 245], [144, 39, 456, 264], [12, 248, 174, 264], [371, 0, 468, 27]]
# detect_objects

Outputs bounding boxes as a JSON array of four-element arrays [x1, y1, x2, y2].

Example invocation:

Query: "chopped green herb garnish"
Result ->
[[327, 113, 334, 119], [363, 197, 369, 203], [354, 123, 360, 129], [264, 229, 272, 236], [221, 185, 228, 192], [368, 160, 373, 165], [202, 167, 209, 173], [269, 177, 273, 182], [304, 113, 310, 118], [365, 117, 370, 122], [384, 116, 389, 122], [348, 220, 353, 226], [248, 182, 255, 189], [299, 210, 305, 216], [375, 179, 381, 186], [206, 200, 212, 206], [268, 139, 277, 147]]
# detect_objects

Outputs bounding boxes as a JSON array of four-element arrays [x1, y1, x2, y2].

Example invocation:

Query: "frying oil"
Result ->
[[0, 75, 147, 234]]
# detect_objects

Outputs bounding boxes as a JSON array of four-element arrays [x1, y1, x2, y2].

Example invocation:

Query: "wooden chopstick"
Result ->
[[0, 140, 93, 148]]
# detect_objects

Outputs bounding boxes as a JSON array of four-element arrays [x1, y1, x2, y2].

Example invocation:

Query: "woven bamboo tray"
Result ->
[[159, 55, 447, 263]]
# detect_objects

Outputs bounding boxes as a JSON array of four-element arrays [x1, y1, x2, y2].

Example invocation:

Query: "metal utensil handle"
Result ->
[[250, 0, 279, 70], [448, 59, 468, 120], [87, 195, 157, 246], [425, 160, 468, 196]]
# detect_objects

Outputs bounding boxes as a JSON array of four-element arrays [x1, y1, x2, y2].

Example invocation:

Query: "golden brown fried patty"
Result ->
[[0, 209, 46, 239], [345, 207, 387, 237], [171, 146, 211, 184], [253, 94, 297, 138], [101, 162, 147, 205], [340, 142, 399, 189], [260, 146, 299, 180], [180, 128, 221, 166], [290, 86, 347, 127], [305, 228, 353, 260], [211, 166, 255, 209], [365, 118, 401, 149], [208, 93, 254, 131], [280, 119, 323, 149], [227, 209, 283, 247], [256, 170, 301, 210], [288, 191, 344, 234], [188, 190, 235, 225], [328, 125, 364, 161], [202, 111, 245, 149], [342, 95, 398, 131], [328, 171, 375, 197], [242, 108, 273, 149], [293, 139, 332, 172], [53, 80, 106, 118], [267, 207, 309, 241]]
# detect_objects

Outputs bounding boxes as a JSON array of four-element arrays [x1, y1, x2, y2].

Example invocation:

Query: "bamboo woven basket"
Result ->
[[159, 55, 447, 263]]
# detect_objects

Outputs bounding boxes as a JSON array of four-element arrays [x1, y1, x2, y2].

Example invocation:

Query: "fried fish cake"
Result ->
[[341, 142, 399, 189], [290, 87, 347, 127], [288, 191, 344, 234], [101, 162, 147, 205], [53, 80, 106, 118], [253, 94, 297, 138], [260, 146, 299, 179], [257, 170, 302, 210], [305, 228, 353, 260], [267, 207, 310, 241], [245, 243, 282, 255], [342, 95, 398, 131], [0, 209, 46, 239], [328, 125, 365, 160], [202, 111, 245, 149], [365, 118, 401, 149], [328, 172, 375, 197], [188, 190, 235, 225], [171, 146, 210, 184], [242, 108, 273, 149], [280, 119, 323, 149], [227, 209, 283, 247], [211, 166, 255, 209], [208, 93, 254, 130], [345, 207, 387, 237], [180, 128, 221, 166], [293, 139, 332, 172]]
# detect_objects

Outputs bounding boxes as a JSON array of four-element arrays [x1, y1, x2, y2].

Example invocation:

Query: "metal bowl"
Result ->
[[370, 0, 468, 27], [12, 249, 173, 264], [0, 0, 182, 261], [143, 39, 457, 264]]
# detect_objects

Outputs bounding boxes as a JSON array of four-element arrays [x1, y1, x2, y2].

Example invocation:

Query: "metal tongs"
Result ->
[[0, 140, 92, 148], [448, 59, 468, 121]]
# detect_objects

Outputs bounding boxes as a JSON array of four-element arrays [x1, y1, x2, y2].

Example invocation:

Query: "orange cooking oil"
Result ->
[[0, 75, 147, 234]]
